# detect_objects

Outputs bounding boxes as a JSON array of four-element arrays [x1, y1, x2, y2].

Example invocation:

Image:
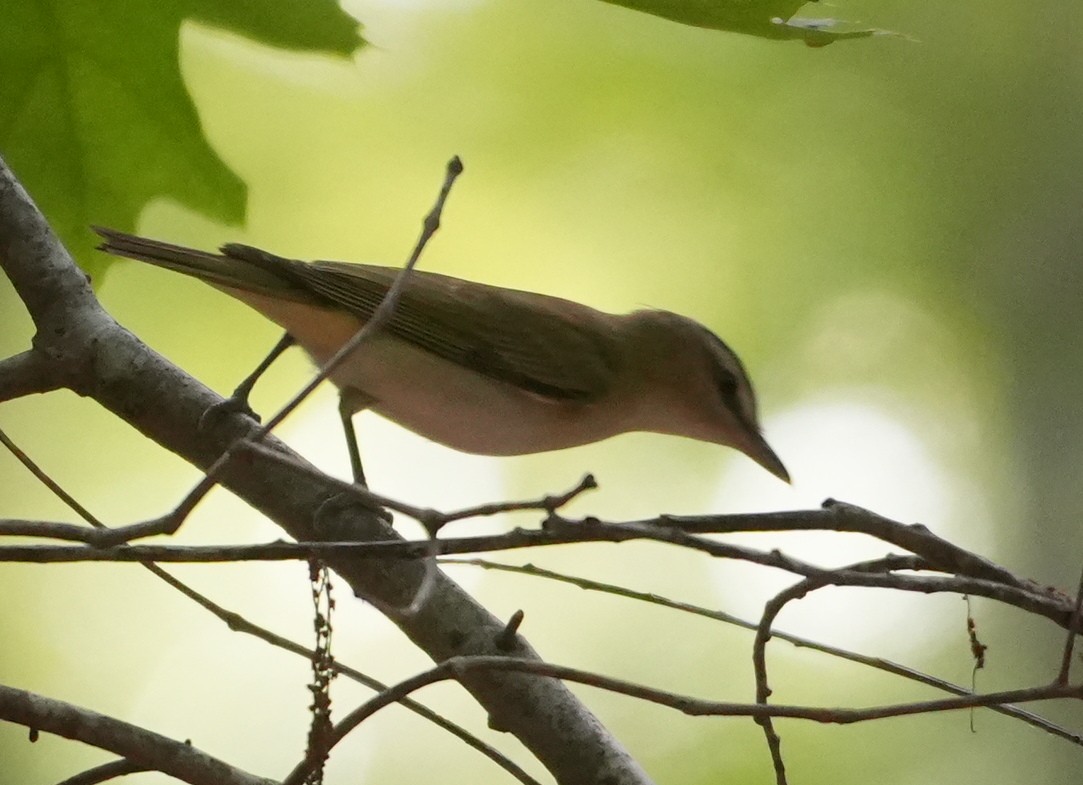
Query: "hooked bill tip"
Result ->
[[768, 458, 792, 484], [756, 449, 791, 484], [745, 431, 790, 484]]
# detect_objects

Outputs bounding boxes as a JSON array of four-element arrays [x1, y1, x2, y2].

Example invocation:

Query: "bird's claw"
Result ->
[[198, 393, 261, 431]]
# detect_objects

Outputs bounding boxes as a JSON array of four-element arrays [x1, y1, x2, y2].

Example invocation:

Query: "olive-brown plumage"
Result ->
[[95, 227, 788, 481]]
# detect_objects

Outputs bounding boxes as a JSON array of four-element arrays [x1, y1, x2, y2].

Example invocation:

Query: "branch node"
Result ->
[[495, 610, 526, 652], [86, 514, 179, 547], [419, 509, 446, 538]]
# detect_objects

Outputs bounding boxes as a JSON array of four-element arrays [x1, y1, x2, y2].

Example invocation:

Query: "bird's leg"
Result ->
[[231, 332, 296, 412], [339, 388, 376, 487], [200, 332, 296, 428]]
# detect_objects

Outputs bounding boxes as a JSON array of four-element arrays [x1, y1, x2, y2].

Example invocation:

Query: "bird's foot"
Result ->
[[198, 392, 261, 431]]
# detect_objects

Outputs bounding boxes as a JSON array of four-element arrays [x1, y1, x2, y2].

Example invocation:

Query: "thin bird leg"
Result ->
[[201, 332, 296, 426], [232, 332, 296, 407], [338, 388, 376, 487]]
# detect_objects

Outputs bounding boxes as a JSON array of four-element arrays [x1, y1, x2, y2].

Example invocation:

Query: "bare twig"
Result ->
[[251, 157, 465, 442], [282, 653, 1083, 784], [0, 151, 653, 785], [0, 518, 100, 543], [0, 426, 538, 785], [444, 557, 1083, 745], [55, 759, 148, 785], [158, 564, 542, 785], [86, 157, 465, 547], [0, 350, 64, 402], [665, 499, 1024, 586], [237, 439, 596, 534], [0, 426, 100, 523], [0, 685, 272, 785], [753, 557, 917, 785], [0, 523, 1067, 630], [1058, 567, 1083, 684], [428, 473, 598, 534], [233, 441, 594, 620]]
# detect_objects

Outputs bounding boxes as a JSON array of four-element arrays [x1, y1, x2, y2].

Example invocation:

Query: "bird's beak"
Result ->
[[740, 430, 790, 484]]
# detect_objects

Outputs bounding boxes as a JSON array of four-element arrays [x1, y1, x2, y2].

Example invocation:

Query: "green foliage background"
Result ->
[[1, 0, 1082, 782]]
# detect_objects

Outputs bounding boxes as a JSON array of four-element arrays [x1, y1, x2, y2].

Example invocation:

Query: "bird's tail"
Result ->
[[93, 226, 304, 299]]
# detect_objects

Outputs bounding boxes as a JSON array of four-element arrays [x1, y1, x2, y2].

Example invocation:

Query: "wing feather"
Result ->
[[223, 246, 621, 401]]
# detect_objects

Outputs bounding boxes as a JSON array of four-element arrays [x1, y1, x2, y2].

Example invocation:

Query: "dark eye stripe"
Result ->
[[714, 366, 738, 397], [697, 325, 760, 428], [714, 367, 743, 413]]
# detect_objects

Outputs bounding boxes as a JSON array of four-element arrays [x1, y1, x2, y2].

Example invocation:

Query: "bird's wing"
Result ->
[[233, 251, 623, 402]]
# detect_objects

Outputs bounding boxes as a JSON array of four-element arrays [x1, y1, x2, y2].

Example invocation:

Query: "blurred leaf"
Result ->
[[596, 0, 897, 44], [0, 0, 363, 280]]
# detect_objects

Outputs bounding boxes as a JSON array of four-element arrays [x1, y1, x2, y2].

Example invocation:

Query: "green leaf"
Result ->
[[596, 0, 898, 44], [0, 1, 363, 280]]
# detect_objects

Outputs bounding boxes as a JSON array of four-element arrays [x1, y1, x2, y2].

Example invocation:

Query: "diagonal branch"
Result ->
[[445, 557, 1083, 744], [0, 153, 652, 785], [663, 500, 1022, 586], [0, 425, 540, 785], [0, 684, 272, 785], [0, 350, 65, 402]]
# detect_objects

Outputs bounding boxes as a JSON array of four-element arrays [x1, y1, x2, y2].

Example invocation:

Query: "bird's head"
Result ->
[[625, 310, 789, 482]]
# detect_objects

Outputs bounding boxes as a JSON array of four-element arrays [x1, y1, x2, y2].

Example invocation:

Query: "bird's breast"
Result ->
[[318, 332, 628, 456], [223, 287, 637, 454]]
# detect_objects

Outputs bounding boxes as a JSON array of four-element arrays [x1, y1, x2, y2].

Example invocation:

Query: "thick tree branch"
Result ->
[[0, 350, 64, 402], [0, 684, 271, 785], [0, 425, 540, 785], [0, 154, 651, 785]]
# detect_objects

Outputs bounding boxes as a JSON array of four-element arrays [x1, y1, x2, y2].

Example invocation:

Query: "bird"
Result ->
[[94, 227, 789, 484]]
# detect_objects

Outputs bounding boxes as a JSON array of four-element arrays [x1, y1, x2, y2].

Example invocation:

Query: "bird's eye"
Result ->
[[715, 368, 738, 395], [714, 369, 740, 407]]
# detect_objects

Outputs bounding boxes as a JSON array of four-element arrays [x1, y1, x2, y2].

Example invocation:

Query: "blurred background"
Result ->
[[2, 0, 1082, 782]]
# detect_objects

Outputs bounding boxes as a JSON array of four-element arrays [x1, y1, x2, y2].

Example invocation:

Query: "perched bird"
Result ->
[[95, 227, 788, 483]]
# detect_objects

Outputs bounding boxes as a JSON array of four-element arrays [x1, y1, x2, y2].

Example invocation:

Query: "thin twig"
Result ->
[[233, 440, 592, 620], [258, 156, 464, 438], [443, 557, 1083, 745], [0, 148, 654, 785], [55, 758, 148, 785], [0, 518, 100, 542], [0, 685, 271, 785], [0, 426, 539, 785], [237, 439, 596, 534], [2, 526, 1065, 628], [281, 653, 1083, 785], [0, 350, 64, 403], [1058, 566, 1083, 684], [753, 557, 917, 785], [0, 426, 101, 523], [88, 156, 464, 546], [429, 473, 598, 533], [666, 500, 1024, 586]]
